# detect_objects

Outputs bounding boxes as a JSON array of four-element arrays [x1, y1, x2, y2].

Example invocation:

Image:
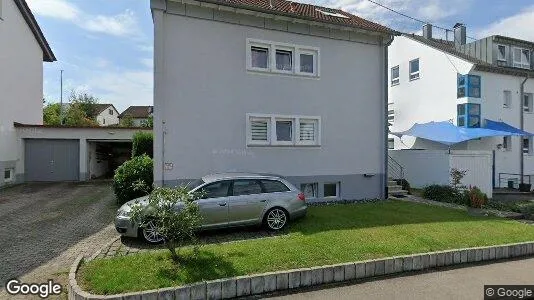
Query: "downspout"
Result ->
[[383, 34, 395, 199], [520, 74, 529, 185]]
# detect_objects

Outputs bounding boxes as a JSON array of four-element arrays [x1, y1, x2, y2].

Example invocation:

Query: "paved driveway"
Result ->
[[0, 182, 118, 294]]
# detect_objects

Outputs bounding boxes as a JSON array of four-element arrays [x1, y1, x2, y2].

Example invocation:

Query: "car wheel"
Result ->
[[141, 220, 165, 244], [264, 207, 288, 231]]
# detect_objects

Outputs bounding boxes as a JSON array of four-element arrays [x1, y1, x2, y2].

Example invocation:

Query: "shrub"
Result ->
[[422, 185, 469, 206], [113, 154, 153, 205], [132, 131, 153, 158], [466, 186, 487, 208], [130, 186, 203, 263], [395, 179, 411, 193]]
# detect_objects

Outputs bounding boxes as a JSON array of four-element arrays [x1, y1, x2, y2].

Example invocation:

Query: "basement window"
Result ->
[[301, 183, 318, 199], [324, 183, 339, 198], [4, 168, 14, 182]]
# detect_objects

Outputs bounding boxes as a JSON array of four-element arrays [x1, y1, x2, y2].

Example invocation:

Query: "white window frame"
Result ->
[[503, 90, 511, 108], [246, 39, 320, 78], [323, 182, 340, 199], [497, 44, 507, 62], [409, 58, 420, 81], [502, 136, 511, 151], [524, 93, 533, 113], [523, 137, 532, 155], [246, 113, 321, 147], [513, 47, 531, 69], [4, 168, 14, 183], [301, 183, 318, 199], [391, 65, 399, 86], [388, 138, 394, 150]]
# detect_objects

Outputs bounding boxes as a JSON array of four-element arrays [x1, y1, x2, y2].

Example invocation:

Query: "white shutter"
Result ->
[[299, 119, 316, 142], [251, 119, 269, 141]]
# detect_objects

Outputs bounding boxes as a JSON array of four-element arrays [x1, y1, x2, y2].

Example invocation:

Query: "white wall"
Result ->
[[96, 106, 119, 126], [0, 0, 44, 185], [153, 4, 388, 200], [450, 151, 493, 197]]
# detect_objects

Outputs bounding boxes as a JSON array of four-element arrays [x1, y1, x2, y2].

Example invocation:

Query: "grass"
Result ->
[[79, 200, 534, 294]]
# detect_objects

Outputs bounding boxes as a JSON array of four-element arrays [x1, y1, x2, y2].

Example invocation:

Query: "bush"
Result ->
[[466, 186, 487, 208], [113, 154, 153, 205], [395, 179, 411, 193], [422, 185, 469, 206], [132, 131, 153, 158]]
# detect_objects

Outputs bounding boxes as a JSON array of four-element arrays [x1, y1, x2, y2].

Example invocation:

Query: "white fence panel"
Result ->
[[450, 151, 493, 198], [388, 150, 450, 188]]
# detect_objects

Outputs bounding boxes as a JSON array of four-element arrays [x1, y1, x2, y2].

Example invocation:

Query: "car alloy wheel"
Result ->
[[142, 221, 165, 244], [266, 208, 287, 230]]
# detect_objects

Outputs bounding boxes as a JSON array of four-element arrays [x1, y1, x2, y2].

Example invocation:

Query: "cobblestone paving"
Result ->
[[0, 182, 119, 300], [95, 227, 287, 259]]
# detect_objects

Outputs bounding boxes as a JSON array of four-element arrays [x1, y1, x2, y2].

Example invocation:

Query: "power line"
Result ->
[[366, 0, 477, 41]]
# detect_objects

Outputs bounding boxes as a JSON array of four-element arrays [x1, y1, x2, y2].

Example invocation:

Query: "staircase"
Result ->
[[387, 154, 409, 198]]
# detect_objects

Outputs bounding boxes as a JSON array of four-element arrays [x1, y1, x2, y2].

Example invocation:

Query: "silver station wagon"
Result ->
[[115, 173, 308, 243]]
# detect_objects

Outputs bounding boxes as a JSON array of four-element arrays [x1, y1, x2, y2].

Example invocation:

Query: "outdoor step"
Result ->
[[388, 185, 403, 191], [388, 180, 398, 185], [388, 190, 409, 196]]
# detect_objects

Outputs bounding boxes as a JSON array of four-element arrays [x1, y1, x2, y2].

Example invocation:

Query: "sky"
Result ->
[[27, 0, 534, 112]]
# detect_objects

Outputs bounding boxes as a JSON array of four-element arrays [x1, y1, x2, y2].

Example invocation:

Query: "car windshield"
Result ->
[[184, 179, 205, 191]]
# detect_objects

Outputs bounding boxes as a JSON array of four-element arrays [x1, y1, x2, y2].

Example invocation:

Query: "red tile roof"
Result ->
[[119, 106, 154, 119], [207, 0, 395, 35]]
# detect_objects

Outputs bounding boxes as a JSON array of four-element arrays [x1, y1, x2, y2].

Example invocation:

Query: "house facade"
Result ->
[[119, 105, 153, 127], [0, 0, 55, 187], [151, 0, 395, 200], [92, 104, 119, 126], [388, 24, 534, 188]]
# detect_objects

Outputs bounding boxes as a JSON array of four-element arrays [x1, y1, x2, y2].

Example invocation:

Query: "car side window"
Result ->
[[232, 180, 262, 196], [260, 180, 290, 193], [198, 181, 231, 199]]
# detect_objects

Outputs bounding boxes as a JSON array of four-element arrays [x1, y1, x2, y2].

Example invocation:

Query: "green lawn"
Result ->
[[79, 201, 534, 294]]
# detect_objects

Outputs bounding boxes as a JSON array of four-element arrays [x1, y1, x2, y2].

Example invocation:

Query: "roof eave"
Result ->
[[14, 0, 56, 62]]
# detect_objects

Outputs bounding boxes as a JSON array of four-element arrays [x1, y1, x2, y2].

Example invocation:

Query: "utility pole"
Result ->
[[60, 70, 64, 125]]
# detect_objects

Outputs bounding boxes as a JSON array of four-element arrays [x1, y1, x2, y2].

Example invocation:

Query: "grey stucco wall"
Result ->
[[153, 6, 387, 200]]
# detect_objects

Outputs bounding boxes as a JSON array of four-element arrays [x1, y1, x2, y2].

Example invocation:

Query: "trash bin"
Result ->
[[508, 180, 515, 189]]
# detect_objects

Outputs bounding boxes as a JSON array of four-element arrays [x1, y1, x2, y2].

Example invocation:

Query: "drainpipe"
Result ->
[[520, 74, 529, 185], [383, 34, 395, 199]]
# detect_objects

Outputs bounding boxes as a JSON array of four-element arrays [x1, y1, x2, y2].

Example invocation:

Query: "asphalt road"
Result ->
[[267, 258, 534, 300]]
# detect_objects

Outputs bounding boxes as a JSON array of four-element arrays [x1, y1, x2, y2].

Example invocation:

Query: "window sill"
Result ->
[[409, 75, 420, 81], [247, 69, 320, 79], [391, 82, 399, 87], [247, 144, 321, 148]]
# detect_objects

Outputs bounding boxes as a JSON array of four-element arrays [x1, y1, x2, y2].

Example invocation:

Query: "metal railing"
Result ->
[[497, 173, 533, 188], [388, 155, 404, 180]]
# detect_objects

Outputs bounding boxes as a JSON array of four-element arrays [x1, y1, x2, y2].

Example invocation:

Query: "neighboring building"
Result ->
[[90, 104, 120, 126], [388, 23, 534, 188], [0, 0, 56, 187], [151, 0, 396, 200], [119, 106, 153, 127]]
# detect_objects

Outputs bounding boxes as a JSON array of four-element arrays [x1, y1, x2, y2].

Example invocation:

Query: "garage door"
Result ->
[[25, 139, 80, 181]]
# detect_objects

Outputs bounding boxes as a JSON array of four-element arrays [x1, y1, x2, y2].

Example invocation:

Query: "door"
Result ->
[[25, 139, 80, 182], [227, 179, 268, 226], [195, 180, 231, 229]]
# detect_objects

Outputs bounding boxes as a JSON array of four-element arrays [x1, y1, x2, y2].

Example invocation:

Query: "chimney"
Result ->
[[422, 24, 432, 39], [453, 23, 466, 46]]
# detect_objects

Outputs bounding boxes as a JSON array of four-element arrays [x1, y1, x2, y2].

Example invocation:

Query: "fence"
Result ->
[[388, 150, 493, 198]]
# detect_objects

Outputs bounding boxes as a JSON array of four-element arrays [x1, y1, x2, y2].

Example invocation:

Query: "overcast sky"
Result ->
[[28, 0, 534, 112]]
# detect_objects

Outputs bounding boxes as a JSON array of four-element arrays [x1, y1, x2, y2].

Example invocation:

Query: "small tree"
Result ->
[[43, 102, 62, 125], [132, 131, 153, 158], [120, 114, 135, 127], [130, 186, 203, 263], [450, 168, 467, 189]]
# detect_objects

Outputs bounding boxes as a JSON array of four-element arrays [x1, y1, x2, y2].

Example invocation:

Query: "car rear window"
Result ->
[[260, 180, 290, 193]]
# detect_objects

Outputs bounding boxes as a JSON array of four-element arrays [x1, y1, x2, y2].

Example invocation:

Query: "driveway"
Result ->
[[0, 182, 118, 297]]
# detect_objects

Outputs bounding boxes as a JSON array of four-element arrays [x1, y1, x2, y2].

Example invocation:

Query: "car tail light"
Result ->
[[297, 192, 306, 201]]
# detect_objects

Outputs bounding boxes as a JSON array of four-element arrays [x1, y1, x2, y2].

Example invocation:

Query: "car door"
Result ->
[[195, 180, 231, 229], [227, 179, 268, 226]]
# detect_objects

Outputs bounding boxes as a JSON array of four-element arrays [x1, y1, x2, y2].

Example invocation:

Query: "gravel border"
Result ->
[[69, 241, 534, 300]]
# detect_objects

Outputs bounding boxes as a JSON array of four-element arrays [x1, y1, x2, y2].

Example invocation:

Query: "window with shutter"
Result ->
[[250, 118, 269, 144], [247, 114, 321, 146], [299, 119, 316, 143]]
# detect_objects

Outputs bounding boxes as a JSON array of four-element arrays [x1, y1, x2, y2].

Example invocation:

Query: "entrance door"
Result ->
[[25, 139, 80, 181]]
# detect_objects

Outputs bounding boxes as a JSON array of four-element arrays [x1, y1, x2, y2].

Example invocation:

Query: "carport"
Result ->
[[14, 123, 151, 182]]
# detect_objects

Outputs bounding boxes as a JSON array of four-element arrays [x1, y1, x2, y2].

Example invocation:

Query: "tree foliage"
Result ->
[[130, 186, 203, 263], [42, 90, 100, 126], [132, 131, 154, 158], [43, 102, 62, 125], [120, 114, 135, 127], [141, 116, 153, 128]]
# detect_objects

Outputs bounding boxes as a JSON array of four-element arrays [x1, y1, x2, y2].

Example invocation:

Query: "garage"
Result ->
[[25, 139, 80, 182]]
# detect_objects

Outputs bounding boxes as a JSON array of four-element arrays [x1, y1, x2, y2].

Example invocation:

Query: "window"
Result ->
[[232, 180, 263, 196], [457, 74, 481, 98], [247, 114, 321, 146], [198, 181, 231, 199], [388, 138, 394, 150], [388, 109, 394, 123], [109, 109, 114, 115], [503, 136, 511, 151], [457, 103, 481, 128], [324, 183, 339, 198], [247, 39, 319, 77], [276, 120, 293, 142], [524, 93, 533, 112], [523, 138, 532, 155], [409, 59, 420, 80], [260, 180, 290, 193], [497, 45, 507, 62], [4, 168, 13, 182], [301, 183, 318, 198], [391, 66, 399, 85], [513, 47, 531, 69], [503, 90, 511, 108]]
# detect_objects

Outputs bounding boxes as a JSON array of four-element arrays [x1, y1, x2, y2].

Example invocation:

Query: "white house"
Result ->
[[388, 24, 534, 190], [119, 105, 153, 127], [151, 0, 396, 200], [90, 104, 120, 126], [0, 0, 55, 187]]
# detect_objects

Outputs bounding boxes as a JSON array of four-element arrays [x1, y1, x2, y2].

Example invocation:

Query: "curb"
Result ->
[[69, 241, 534, 300]]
